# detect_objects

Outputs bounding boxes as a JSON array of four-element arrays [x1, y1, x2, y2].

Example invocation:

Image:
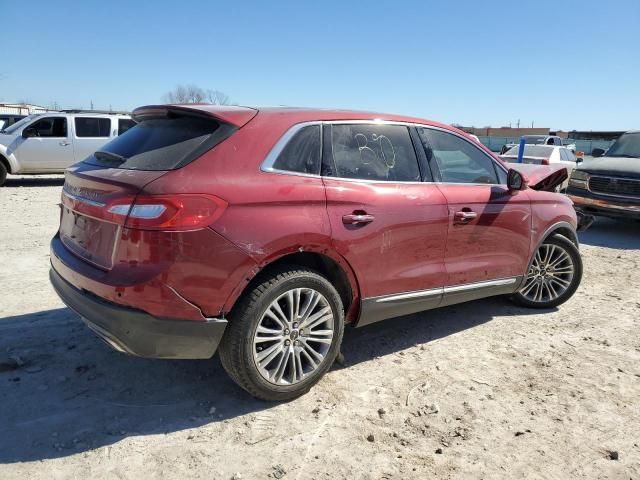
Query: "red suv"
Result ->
[[50, 105, 583, 400]]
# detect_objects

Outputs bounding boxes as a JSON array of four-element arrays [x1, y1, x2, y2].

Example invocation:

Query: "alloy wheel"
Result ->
[[519, 243, 575, 303], [252, 288, 334, 385]]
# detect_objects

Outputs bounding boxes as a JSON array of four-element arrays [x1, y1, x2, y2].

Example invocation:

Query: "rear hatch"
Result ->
[[59, 105, 257, 270]]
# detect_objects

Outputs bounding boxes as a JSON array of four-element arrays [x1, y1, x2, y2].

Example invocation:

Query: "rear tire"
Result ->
[[510, 234, 582, 308], [218, 266, 344, 401]]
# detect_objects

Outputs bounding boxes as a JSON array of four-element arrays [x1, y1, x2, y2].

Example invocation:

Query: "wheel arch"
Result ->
[[518, 221, 579, 290], [223, 249, 361, 323]]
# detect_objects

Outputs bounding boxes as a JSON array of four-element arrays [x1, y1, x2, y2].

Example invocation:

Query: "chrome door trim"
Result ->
[[444, 277, 517, 294], [375, 287, 443, 303]]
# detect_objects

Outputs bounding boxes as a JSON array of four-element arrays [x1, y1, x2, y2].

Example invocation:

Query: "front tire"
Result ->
[[219, 266, 344, 401], [0, 162, 7, 187], [511, 233, 582, 308]]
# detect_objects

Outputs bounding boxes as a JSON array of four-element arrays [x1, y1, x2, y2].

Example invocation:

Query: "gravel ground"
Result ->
[[1, 175, 639, 480]]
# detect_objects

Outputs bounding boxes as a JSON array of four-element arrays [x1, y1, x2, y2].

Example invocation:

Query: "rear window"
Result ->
[[83, 114, 228, 171], [505, 145, 554, 158], [522, 136, 547, 145]]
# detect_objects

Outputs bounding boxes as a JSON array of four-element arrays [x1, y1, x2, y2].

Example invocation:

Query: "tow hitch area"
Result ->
[[577, 212, 595, 231]]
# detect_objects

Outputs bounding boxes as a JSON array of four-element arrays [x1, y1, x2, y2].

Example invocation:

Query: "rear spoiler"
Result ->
[[132, 104, 258, 128]]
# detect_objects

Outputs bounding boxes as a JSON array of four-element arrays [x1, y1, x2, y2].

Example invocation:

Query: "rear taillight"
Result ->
[[541, 159, 549, 165], [62, 192, 227, 231]]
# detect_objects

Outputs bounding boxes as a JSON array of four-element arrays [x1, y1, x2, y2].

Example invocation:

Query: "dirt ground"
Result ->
[[1, 175, 639, 480]]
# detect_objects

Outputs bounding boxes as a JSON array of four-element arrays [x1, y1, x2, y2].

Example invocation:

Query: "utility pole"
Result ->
[[531, 121, 534, 128], [517, 119, 520, 128], [90, 100, 94, 110]]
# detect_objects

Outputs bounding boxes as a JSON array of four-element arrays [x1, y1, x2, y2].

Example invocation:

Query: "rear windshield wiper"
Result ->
[[94, 150, 128, 165]]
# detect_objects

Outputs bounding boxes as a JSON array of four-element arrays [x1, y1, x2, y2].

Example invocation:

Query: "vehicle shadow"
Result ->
[[578, 217, 640, 250], [0, 298, 547, 464], [3, 176, 65, 187]]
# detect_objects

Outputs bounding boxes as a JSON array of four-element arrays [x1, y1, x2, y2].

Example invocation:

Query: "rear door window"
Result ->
[[418, 127, 498, 184], [83, 114, 229, 171], [75, 117, 111, 137], [325, 124, 421, 182], [272, 125, 321, 175]]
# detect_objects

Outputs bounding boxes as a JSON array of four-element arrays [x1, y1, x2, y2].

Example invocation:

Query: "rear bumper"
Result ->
[[50, 266, 227, 359], [567, 187, 640, 220]]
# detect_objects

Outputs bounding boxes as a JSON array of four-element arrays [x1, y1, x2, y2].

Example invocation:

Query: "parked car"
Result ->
[[50, 105, 583, 401], [0, 111, 135, 186], [0, 114, 26, 131], [567, 130, 640, 220], [500, 135, 576, 154], [501, 144, 580, 190]]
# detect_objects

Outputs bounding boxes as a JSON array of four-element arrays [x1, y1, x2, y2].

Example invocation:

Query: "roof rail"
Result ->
[[59, 109, 131, 115]]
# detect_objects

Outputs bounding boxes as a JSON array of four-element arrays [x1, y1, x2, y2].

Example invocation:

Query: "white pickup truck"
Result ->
[[0, 111, 134, 186]]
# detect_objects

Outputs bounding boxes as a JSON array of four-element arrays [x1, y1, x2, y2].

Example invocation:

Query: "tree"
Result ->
[[162, 84, 230, 105]]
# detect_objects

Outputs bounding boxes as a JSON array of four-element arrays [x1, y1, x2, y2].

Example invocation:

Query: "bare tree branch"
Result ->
[[163, 84, 230, 105]]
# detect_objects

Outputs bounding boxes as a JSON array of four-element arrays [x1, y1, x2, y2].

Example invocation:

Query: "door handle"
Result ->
[[454, 210, 478, 223], [342, 213, 375, 225], [59, 141, 71, 146]]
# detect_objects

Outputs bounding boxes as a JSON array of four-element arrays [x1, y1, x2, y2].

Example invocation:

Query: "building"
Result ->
[[0, 103, 53, 115]]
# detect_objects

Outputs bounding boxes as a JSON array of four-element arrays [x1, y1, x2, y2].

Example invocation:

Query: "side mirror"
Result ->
[[592, 148, 605, 157], [507, 168, 526, 191], [22, 127, 37, 138], [576, 157, 583, 163]]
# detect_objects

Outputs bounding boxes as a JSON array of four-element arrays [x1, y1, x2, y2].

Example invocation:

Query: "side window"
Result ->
[[555, 138, 563, 146], [565, 149, 576, 162], [418, 127, 498, 184], [75, 117, 111, 138], [118, 119, 136, 136], [559, 149, 569, 161], [30, 117, 68, 138], [327, 124, 420, 182], [272, 125, 321, 175]]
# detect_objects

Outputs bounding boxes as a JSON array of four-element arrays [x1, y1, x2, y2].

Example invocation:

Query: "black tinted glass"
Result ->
[[273, 125, 321, 175], [328, 124, 420, 182], [83, 115, 221, 170], [31, 117, 67, 137], [75, 117, 111, 137], [418, 128, 498, 184], [118, 119, 136, 135]]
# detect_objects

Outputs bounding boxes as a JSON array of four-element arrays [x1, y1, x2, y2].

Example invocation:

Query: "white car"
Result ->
[[0, 111, 134, 186], [500, 144, 580, 190]]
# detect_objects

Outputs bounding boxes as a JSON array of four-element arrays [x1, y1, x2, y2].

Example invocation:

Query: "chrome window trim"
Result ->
[[259, 119, 508, 186], [368, 277, 519, 303]]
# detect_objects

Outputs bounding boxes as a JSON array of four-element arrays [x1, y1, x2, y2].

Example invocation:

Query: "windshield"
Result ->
[[1, 115, 38, 135], [504, 145, 554, 158], [522, 135, 547, 145], [605, 132, 640, 158]]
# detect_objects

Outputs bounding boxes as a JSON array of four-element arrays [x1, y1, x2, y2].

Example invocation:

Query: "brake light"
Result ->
[[541, 159, 549, 165], [61, 190, 226, 230], [108, 194, 227, 230]]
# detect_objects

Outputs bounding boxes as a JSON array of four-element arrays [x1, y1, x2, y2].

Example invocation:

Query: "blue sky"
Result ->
[[2, 0, 638, 130]]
